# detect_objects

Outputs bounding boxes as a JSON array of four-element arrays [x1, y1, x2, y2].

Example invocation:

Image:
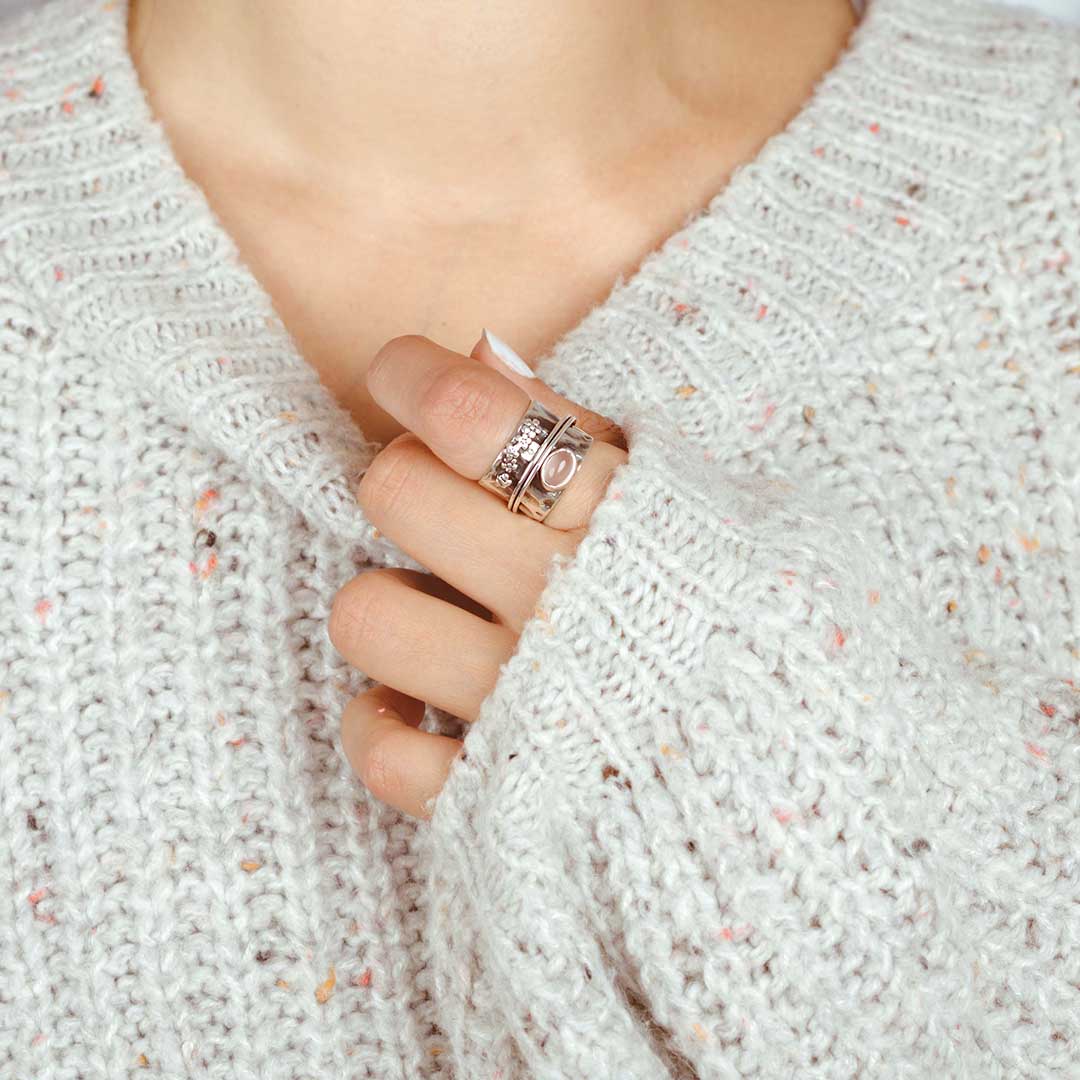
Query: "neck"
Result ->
[[126, 0, 857, 210]]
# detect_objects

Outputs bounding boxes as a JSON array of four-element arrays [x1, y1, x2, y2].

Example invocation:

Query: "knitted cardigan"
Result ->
[[2, 0, 1078, 1076]]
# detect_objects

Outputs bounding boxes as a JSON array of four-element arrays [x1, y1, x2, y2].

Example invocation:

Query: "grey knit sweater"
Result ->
[[2, 0, 1079, 1076]]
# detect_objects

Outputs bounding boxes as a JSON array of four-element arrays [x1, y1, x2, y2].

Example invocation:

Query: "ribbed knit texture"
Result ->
[[2, 0, 1079, 1076]]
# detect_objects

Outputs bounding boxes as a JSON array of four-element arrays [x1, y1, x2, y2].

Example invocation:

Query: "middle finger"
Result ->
[[358, 432, 578, 630]]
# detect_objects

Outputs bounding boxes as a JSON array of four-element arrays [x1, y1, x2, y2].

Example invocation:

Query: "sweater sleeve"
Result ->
[[421, 401, 1079, 1080]]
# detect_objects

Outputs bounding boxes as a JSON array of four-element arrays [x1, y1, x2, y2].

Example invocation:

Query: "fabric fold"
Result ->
[[423, 399, 1080, 1079], [101, 282, 428, 568]]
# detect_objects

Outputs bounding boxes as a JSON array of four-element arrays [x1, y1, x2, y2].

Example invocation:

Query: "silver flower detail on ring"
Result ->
[[478, 399, 594, 522]]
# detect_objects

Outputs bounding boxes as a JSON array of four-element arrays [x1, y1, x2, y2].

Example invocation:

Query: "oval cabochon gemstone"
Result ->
[[539, 446, 577, 491]]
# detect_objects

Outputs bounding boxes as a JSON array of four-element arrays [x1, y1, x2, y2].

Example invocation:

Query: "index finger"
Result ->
[[364, 335, 626, 529]]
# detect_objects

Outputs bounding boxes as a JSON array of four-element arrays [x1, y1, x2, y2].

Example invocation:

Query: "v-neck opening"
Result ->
[[93, 0, 891, 562]]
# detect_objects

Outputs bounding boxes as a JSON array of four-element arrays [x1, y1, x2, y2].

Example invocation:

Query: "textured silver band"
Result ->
[[477, 399, 594, 522]]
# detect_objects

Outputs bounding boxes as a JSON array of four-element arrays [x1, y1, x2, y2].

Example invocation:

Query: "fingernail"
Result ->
[[481, 327, 535, 378]]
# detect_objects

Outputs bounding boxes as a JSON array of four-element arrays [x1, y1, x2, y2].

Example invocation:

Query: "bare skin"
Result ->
[[127, 0, 857, 447], [125, 0, 860, 817]]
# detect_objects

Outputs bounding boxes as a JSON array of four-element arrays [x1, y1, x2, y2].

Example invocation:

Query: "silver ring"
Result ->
[[477, 399, 594, 522]]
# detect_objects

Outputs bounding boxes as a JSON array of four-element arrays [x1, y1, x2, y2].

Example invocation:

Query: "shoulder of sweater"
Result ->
[[0, 0, 141, 302], [0, 0, 110, 150], [896, 2, 1080, 301], [882, 1, 1080, 218], [864, 0, 1080, 156], [0, 0, 136, 249]]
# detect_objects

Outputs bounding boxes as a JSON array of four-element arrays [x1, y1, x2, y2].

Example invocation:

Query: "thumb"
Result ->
[[470, 328, 627, 450]]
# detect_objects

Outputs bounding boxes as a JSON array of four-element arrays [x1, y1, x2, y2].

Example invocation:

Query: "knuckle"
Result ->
[[328, 570, 396, 656], [359, 730, 406, 802], [356, 435, 425, 518], [577, 406, 624, 442], [418, 365, 500, 445], [586, 409, 613, 432], [367, 334, 427, 390]]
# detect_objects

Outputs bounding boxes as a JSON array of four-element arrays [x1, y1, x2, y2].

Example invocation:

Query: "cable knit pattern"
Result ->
[[1, 0, 1078, 1077]]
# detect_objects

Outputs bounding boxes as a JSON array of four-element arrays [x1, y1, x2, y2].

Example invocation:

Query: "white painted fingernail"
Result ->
[[482, 327, 535, 378]]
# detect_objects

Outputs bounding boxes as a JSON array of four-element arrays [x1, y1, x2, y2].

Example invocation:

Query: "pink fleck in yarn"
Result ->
[[1, 0, 1078, 1076]]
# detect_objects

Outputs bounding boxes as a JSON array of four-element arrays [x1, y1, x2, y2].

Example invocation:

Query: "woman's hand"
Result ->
[[328, 331, 627, 819]]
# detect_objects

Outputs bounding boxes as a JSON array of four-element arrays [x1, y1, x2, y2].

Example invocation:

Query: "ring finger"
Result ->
[[358, 433, 579, 630]]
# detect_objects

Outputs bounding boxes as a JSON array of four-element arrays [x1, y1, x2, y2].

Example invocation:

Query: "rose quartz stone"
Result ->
[[540, 447, 577, 491]]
